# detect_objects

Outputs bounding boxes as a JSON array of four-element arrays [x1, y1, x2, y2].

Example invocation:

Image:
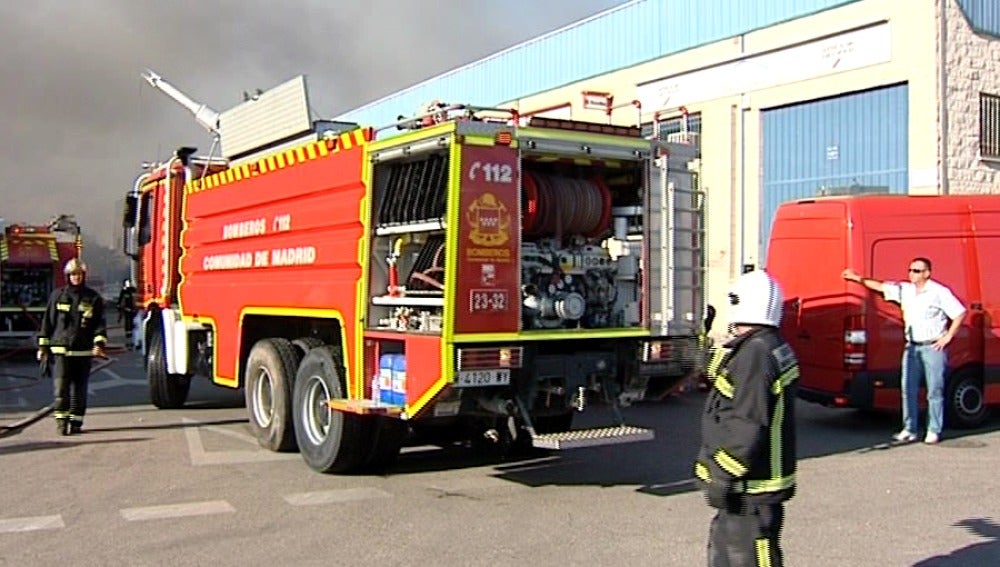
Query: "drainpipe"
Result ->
[[939, 0, 950, 195]]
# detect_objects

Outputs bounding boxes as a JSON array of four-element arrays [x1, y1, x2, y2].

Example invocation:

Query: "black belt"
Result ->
[[907, 339, 937, 346]]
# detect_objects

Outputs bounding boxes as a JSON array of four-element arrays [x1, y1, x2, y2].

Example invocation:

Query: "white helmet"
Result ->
[[728, 270, 783, 328], [64, 258, 88, 275]]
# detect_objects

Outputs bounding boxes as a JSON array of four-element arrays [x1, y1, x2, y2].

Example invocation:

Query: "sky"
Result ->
[[0, 0, 627, 248]]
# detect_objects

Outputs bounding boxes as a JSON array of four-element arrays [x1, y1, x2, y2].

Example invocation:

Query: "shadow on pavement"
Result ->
[[84, 417, 247, 434], [0, 437, 151, 456], [911, 517, 1000, 566]]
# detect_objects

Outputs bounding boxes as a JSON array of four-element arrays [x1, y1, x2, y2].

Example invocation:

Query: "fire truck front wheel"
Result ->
[[293, 346, 370, 473], [147, 330, 191, 409], [245, 338, 301, 452]]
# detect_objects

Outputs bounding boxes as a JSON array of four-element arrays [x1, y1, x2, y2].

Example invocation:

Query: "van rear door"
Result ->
[[766, 200, 851, 395]]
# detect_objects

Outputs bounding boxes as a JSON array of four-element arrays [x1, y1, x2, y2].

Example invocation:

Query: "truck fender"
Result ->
[[155, 308, 187, 375]]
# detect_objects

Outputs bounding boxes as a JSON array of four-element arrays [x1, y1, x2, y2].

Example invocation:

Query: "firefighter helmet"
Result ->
[[64, 258, 88, 275], [727, 270, 783, 328]]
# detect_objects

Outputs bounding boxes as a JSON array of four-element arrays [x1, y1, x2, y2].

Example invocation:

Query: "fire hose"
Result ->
[[0, 354, 114, 439]]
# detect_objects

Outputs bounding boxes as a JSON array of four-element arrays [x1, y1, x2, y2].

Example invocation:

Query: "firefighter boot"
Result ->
[[69, 420, 83, 435], [56, 418, 70, 436]]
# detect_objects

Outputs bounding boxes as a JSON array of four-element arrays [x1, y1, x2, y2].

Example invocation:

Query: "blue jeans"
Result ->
[[900, 344, 946, 435]]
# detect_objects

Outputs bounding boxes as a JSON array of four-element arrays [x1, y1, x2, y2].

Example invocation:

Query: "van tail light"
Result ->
[[843, 314, 867, 370]]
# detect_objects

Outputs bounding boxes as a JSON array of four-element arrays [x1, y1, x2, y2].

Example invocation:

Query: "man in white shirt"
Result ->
[[842, 257, 966, 444]]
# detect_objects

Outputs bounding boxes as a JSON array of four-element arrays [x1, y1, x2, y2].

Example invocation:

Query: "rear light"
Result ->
[[843, 314, 867, 370], [643, 341, 672, 361], [457, 347, 523, 370], [494, 131, 513, 146]]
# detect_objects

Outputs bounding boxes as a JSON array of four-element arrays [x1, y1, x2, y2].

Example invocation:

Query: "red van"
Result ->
[[766, 194, 1000, 429]]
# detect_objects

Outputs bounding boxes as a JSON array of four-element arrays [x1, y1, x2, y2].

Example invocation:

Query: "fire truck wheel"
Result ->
[[147, 330, 191, 409], [245, 338, 301, 452], [946, 371, 988, 429], [293, 346, 371, 473], [291, 337, 325, 359]]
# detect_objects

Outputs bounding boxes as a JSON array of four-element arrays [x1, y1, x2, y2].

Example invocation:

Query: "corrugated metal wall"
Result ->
[[759, 84, 910, 261], [958, 0, 1000, 37], [336, 0, 860, 128]]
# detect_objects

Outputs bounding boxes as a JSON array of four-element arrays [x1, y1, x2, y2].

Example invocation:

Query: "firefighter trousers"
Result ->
[[53, 356, 92, 425], [708, 503, 784, 567]]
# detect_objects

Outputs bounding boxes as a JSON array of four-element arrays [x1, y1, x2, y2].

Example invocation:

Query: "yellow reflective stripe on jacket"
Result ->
[[49, 346, 94, 356], [38, 337, 50, 346], [770, 386, 787, 480], [56, 303, 71, 312], [714, 448, 749, 477], [735, 473, 796, 494], [771, 366, 799, 395], [714, 372, 734, 398], [706, 347, 728, 378], [694, 461, 710, 482], [93, 335, 107, 345]]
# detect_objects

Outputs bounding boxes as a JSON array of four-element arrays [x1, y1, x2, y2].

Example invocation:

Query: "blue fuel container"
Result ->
[[391, 355, 407, 406], [378, 354, 396, 405]]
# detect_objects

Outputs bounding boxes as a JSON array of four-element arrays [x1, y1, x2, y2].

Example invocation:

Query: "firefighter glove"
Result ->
[[36, 348, 49, 361]]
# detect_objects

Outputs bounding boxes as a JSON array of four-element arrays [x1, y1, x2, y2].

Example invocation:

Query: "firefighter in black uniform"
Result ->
[[36, 258, 107, 435], [116, 279, 137, 349], [694, 270, 799, 567]]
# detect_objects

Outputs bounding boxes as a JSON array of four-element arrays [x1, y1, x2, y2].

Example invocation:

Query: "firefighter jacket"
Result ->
[[37, 284, 107, 356], [694, 326, 799, 507]]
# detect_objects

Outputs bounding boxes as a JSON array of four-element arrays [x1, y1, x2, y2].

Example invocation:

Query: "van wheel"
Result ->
[[293, 346, 371, 473], [147, 330, 191, 409], [245, 338, 301, 452], [946, 372, 988, 429]]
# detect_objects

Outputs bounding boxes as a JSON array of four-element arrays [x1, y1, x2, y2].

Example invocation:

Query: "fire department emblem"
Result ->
[[466, 192, 510, 247]]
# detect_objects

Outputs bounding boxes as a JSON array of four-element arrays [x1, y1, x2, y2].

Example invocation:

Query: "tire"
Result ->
[[291, 337, 325, 359], [244, 338, 301, 452], [946, 372, 988, 429], [147, 329, 191, 409], [293, 346, 371, 473]]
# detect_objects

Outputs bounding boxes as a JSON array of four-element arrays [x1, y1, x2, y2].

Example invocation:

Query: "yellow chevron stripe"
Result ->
[[0, 239, 8, 262], [48, 240, 59, 261], [181, 129, 371, 194]]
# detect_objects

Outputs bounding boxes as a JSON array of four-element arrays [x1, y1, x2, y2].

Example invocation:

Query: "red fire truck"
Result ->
[[1, 216, 82, 348], [123, 71, 706, 473]]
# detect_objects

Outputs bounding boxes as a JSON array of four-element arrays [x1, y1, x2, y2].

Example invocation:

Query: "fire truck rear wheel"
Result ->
[[293, 346, 371, 473], [245, 338, 301, 452], [147, 330, 191, 409], [291, 337, 325, 359]]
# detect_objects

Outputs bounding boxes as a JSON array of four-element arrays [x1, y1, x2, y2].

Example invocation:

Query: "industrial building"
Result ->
[[336, 0, 1000, 314]]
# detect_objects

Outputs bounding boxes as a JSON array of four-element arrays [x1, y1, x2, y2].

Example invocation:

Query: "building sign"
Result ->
[[637, 23, 892, 111], [454, 145, 520, 334]]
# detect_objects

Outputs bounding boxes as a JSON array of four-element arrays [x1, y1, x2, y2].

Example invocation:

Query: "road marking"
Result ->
[[89, 368, 146, 394], [182, 418, 299, 466], [284, 488, 393, 506], [0, 515, 64, 533], [120, 500, 235, 522]]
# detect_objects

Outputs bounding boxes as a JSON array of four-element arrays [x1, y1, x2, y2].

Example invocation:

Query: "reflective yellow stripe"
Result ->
[[735, 473, 796, 494], [771, 391, 785, 478], [714, 372, 734, 398], [93, 335, 107, 344], [771, 366, 799, 395], [49, 347, 93, 356], [706, 347, 728, 378], [38, 337, 50, 346], [714, 448, 749, 477], [56, 303, 71, 312], [756, 538, 773, 567], [694, 461, 710, 482], [54, 411, 70, 419]]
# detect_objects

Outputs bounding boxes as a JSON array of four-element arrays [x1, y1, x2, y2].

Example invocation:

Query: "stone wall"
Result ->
[[943, 0, 1000, 193]]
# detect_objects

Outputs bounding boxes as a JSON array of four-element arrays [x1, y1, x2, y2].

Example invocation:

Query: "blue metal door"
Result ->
[[760, 84, 909, 262]]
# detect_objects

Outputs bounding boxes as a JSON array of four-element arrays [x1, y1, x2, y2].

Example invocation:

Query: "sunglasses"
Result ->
[[908, 268, 927, 274]]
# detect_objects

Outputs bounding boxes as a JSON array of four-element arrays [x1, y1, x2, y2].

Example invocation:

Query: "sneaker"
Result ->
[[892, 430, 918, 443], [924, 432, 940, 444]]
